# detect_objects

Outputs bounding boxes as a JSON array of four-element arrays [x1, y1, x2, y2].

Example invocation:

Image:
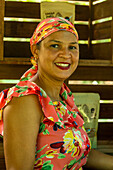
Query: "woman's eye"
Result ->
[[50, 44, 59, 48], [69, 46, 77, 50]]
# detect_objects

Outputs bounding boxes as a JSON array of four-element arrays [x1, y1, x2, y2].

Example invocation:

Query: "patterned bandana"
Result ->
[[30, 17, 78, 47]]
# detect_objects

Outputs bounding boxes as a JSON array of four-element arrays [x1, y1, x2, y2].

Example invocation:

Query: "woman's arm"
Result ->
[[84, 148, 113, 170], [3, 95, 43, 170]]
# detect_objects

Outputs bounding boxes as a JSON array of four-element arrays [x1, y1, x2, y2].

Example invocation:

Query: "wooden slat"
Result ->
[[4, 42, 88, 59], [0, 64, 30, 79], [98, 123, 113, 140], [68, 65, 113, 81], [4, 21, 39, 38], [75, 5, 89, 21], [92, 43, 112, 60], [88, 0, 93, 57], [93, 21, 111, 40], [76, 0, 89, 2], [0, 84, 15, 92], [5, 1, 40, 18], [4, 21, 88, 40], [0, 138, 4, 159], [111, 1, 113, 63], [79, 44, 89, 59], [0, 64, 113, 81], [68, 84, 113, 100], [0, 0, 5, 61], [76, 25, 89, 40], [4, 42, 31, 58], [0, 138, 5, 169], [5, 1, 89, 21], [97, 140, 113, 154], [0, 159, 6, 170], [93, 0, 112, 20], [100, 103, 113, 119]]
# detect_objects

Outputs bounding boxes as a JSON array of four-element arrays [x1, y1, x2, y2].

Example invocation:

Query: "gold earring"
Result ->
[[34, 55, 38, 63]]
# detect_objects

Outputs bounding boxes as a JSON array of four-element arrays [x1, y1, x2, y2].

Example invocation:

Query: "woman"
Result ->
[[0, 17, 113, 170]]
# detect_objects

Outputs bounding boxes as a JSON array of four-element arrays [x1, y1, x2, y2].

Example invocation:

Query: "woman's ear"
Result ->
[[31, 44, 39, 58]]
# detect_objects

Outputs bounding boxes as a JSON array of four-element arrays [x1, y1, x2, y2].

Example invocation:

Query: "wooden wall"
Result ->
[[0, 0, 113, 169]]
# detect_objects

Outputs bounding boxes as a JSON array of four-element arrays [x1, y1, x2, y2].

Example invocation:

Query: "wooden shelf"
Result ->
[[0, 58, 113, 66]]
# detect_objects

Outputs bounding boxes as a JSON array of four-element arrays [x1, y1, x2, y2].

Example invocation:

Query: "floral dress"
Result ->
[[0, 65, 91, 170]]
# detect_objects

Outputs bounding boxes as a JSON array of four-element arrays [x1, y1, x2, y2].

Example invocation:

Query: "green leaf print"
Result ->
[[39, 122, 46, 133], [32, 66, 36, 70], [58, 153, 66, 159], [19, 94, 24, 97], [43, 129, 49, 135], [57, 112, 63, 121], [20, 77, 29, 81], [49, 101, 54, 105], [43, 161, 51, 166], [36, 144, 48, 154], [55, 122, 62, 126], [67, 110, 71, 115], [15, 85, 22, 89], [40, 154, 47, 159], [72, 112, 77, 118], [68, 91, 72, 96], [15, 86, 29, 93], [27, 72, 32, 78], [60, 101, 66, 106], [67, 158, 77, 169], [42, 164, 53, 170], [62, 91, 67, 100]]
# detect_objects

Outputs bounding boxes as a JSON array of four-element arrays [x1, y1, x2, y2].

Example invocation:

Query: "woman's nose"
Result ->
[[59, 47, 71, 58]]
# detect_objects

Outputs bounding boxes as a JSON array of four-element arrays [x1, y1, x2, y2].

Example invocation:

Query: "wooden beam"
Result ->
[[0, 0, 5, 61], [111, 0, 113, 64], [88, 0, 93, 58]]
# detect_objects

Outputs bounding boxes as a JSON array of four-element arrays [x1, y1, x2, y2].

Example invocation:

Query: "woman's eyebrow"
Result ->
[[49, 40, 78, 44], [70, 42, 78, 44]]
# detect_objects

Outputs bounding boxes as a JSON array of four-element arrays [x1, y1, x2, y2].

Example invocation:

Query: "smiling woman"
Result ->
[[0, 17, 113, 170]]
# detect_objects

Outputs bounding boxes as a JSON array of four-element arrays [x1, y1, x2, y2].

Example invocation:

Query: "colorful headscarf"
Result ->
[[30, 17, 78, 47]]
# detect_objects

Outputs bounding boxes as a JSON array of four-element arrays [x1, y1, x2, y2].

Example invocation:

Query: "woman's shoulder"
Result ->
[[4, 93, 43, 121]]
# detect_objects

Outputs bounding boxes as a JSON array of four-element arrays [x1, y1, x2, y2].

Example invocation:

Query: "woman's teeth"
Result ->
[[55, 63, 69, 67]]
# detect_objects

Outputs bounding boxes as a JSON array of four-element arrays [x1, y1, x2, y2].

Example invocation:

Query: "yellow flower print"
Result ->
[[38, 21, 46, 30], [34, 158, 43, 168], [60, 23, 68, 28], [58, 105, 66, 116], [7, 87, 14, 98], [63, 130, 82, 157], [48, 116, 54, 121], [46, 150, 58, 158], [0, 109, 3, 121], [42, 25, 52, 32]]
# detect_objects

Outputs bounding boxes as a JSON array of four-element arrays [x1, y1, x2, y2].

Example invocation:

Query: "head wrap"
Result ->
[[30, 17, 78, 47]]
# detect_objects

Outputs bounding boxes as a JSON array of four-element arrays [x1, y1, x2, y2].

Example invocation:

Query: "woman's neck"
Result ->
[[31, 72, 64, 102]]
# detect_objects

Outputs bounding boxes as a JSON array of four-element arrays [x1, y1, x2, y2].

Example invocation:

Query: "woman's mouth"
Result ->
[[55, 63, 70, 70]]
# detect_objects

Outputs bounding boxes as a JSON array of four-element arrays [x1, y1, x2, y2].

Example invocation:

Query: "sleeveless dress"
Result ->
[[0, 65, 91, 170]]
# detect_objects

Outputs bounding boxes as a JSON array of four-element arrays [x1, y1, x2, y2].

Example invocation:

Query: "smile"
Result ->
[[55, 63, 70, 70]]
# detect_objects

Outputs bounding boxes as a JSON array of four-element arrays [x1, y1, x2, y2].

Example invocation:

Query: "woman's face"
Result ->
[[37, 30, 79, 81]]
